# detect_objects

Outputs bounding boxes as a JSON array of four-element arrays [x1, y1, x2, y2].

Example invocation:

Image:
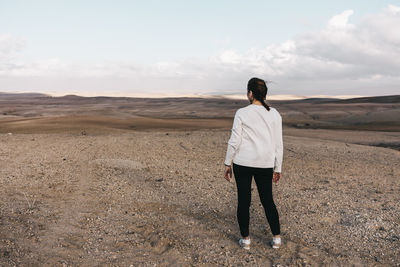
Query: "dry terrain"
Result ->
[[0, 93, 399, 266]]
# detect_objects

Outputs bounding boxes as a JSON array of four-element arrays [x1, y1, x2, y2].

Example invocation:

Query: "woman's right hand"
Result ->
[[273, 172, 281, 183], [224, 165, 232, 182]]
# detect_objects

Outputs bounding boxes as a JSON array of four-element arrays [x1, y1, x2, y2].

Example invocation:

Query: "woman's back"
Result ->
[[224, 104, 283, 171]]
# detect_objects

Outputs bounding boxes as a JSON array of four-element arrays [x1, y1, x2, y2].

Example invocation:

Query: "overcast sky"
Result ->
[[1, 1, 399, 97]]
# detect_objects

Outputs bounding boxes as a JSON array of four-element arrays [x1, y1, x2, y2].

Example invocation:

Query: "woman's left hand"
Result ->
[[273, 172, 281, 183], [224, 165, 232, 182]]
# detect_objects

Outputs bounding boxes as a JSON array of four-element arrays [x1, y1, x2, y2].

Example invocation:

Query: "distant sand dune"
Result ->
[[0, 115, 233, 134], [1, 93, 399, 132]]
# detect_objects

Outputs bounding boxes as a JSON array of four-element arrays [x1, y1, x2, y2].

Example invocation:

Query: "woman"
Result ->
[[224, 77, 283, 250]]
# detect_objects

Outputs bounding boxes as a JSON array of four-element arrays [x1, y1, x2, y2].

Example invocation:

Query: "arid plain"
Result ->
[[0, 93, 399, 266]]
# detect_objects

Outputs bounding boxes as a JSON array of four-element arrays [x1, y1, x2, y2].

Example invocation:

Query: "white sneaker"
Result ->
[[271, 237, 281, 249], [238, 238, 251, 250]]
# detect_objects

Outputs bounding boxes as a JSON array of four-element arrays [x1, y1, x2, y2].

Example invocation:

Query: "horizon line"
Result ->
[[0, 91, 372, 100]]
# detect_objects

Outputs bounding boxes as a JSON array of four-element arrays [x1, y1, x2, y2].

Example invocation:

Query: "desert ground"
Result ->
[[0, 93, 399, 266]]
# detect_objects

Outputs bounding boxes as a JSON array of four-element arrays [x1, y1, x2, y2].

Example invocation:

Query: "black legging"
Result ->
[[233, 163, 280, 237]]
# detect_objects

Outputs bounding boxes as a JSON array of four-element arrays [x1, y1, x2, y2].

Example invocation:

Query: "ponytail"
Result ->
[[261, 100, 271, 111]]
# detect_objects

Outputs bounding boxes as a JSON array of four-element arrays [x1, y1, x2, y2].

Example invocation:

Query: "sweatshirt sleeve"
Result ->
[[273, 113, 283, 173], [224, 111, 243, 166]]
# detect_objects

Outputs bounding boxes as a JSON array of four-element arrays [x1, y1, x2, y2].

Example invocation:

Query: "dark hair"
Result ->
[[247, 77, 271, 111]]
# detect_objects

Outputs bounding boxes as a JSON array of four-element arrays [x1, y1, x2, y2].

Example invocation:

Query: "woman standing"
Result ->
[[224, 77, 283, 250]]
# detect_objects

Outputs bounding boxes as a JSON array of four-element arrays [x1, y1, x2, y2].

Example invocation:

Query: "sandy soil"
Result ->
[[1, 94, 399, 266], [1, 126, 399, 266]]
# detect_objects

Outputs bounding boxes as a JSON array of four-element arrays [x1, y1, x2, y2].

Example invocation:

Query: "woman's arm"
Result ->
[[273, 114, 283, 174], [224, 111, 243, 167]]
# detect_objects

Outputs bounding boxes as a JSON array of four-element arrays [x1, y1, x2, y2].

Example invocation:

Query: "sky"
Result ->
[[1, 0, 400, 97]]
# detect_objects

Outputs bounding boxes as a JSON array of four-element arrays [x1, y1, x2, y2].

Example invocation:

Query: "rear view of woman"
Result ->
[[224, 77, 283, 250]]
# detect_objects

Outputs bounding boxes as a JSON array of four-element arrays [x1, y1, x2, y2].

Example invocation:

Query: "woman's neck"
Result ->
[[251, 100, 263, 105]]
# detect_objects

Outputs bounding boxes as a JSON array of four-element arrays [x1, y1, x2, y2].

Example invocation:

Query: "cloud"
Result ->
[[387, 4, 400, 14], [327, 10, 354, 29], [210, 5, 400, 94], [1, 5, 400, 96], [0, 34, 26, 73], [0, 34, 25, 57]]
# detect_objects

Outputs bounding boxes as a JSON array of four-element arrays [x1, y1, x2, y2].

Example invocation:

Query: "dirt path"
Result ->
[[32, 159, 95, 264]]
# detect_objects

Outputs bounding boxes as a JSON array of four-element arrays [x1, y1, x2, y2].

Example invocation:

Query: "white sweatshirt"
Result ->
[[224, 104, 283, 172]]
